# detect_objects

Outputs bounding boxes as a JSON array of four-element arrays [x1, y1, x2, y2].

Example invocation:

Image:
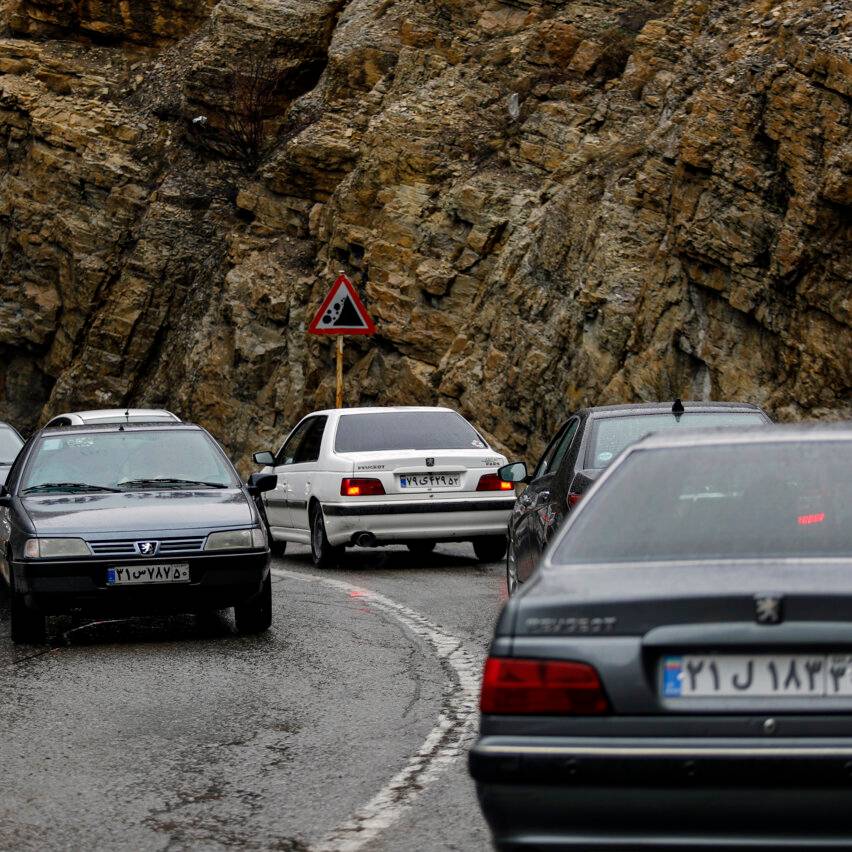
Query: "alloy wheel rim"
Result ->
[[506, 545, 518, 593], [312, 512, 322, 560]]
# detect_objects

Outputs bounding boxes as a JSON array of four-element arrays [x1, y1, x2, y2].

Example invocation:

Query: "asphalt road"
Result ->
[[0, 543, 506, 851]]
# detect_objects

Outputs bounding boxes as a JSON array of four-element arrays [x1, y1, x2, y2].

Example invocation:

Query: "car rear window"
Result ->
[[553, 441, 851, 563], [588, 412, 766, 468], [21, 430, 239, 493], [334, 411, 487, 453], [0, 426, 23, 464]]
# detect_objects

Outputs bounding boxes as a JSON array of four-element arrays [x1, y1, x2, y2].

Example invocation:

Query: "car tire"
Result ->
[[310, 503, 342, 569], [506, 539, 519, 595], [406, 541, 436, 555], [10, 569, 46, 645], [270, 538, 287, 557], [234, 572, 272, 635], [473, 536, 507, 564]]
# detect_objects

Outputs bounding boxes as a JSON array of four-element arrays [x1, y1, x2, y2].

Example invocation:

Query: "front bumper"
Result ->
[[322, 497, 515, 546], [12, 550, 270, 615], [470, 736, 852, 849]]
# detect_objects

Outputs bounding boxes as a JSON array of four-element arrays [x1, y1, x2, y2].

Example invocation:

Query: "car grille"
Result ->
[[87, 537, 206, 556]]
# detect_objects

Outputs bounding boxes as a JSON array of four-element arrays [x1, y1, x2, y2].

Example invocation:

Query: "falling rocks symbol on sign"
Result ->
[[324, 294, 363, 328], [308, 274, 376, 336]]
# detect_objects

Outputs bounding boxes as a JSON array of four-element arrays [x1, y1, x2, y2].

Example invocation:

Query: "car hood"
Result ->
[[23, 489, 253, 535]]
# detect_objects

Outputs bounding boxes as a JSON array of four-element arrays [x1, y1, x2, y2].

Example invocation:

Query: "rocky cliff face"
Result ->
[[0, 0, 848, 466]]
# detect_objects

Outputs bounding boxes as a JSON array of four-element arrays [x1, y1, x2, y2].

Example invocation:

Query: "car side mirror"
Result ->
[[498, 462, 529, 484], [253, 451, 275, 466], [247, 472, 277, 495], [0, 486, 11, 508]]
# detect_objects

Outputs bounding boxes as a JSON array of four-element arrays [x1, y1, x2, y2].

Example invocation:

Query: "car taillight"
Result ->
[[480, 657, 609, 715], [567, 492, 582, 508], [477, 473, 514, 492], [340, 478, 386, 497]]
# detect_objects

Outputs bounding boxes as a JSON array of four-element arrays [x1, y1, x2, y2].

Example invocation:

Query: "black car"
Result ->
[[0, 421, 24, 487], [0, 421, 277, 643], [499, 400, 771, 592], [471, 424, 852, 850]]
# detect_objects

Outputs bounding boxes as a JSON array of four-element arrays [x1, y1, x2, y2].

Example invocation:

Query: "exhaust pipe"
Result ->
[[353, 531, 378, 548]]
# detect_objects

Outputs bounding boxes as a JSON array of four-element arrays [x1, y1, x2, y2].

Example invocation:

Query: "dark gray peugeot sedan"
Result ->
[[0, 422, 276, 643], [470, 424, 852, 850]]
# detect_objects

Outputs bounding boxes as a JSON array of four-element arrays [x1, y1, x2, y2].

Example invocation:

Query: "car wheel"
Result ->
[[506, 539, 519, 595], [234, 572, 272, 635], [473, 536, 507, 564], [10, 568, 46, 645], [270, 538, 287, 557], [311, 503, 342, 569], [406, 541, 436, 555]]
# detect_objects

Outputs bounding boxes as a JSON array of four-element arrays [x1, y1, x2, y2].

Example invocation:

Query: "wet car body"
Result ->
[[504, 401, 771, 591], [0, 422, 275, 642], [0, 421, 24, 487], [471, 424, 852, 849]]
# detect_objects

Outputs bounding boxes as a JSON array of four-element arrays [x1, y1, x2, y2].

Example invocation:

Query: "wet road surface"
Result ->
[[0, 543, 506, 851]]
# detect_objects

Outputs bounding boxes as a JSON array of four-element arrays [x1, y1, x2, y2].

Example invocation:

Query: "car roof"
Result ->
[[584, 401, 766, 418], [630, 421, 852, 450], [49, 408, 179, 421], [39, 421, 201, 436], [310, 406, 457, 417]]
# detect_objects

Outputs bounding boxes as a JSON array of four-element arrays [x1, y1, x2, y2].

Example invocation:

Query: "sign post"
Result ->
[[307, 273, 376, 408]]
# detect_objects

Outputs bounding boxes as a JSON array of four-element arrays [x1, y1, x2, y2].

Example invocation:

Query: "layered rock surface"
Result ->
[[0, 0, 848, 465]]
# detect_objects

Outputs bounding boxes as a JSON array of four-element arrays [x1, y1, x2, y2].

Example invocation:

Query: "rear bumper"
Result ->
[[322, 498, 514, 545], [470, 737, 852, 849], [12, 551, 270, 615]]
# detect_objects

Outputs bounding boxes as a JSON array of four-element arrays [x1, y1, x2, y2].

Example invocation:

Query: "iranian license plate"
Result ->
[[662, 653, 852, 698], [399, 473, 460, 490], [106, 564, 191, 586]]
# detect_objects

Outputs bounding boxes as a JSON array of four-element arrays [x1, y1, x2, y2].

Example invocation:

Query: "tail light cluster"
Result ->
[[477, 473, 515, 492], [480, 657, 610, 715], [340, 478, 386, 497]]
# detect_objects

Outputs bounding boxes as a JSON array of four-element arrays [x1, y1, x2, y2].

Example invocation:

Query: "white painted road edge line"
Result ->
[[272, 568, 482, 852]]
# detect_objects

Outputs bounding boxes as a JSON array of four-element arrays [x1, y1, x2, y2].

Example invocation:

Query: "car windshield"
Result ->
[[0, 426, 23, 464], [335, 411, 487, 453], [21, 430, 238, 494], [587, 411, 766, 468], [553, 440, 852, 563]]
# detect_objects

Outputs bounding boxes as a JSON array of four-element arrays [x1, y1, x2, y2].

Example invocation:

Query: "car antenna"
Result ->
[[672, 398, 684, 421]]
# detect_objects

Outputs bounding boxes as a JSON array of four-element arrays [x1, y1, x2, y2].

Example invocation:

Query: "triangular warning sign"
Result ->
[[308, 274, 376, 336]]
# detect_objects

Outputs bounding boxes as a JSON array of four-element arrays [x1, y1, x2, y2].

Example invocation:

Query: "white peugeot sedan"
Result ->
[[253, 407, 513, 566]]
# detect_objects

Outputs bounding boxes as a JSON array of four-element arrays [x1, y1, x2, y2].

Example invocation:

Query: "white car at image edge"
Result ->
[[253, 407, 514, 566]]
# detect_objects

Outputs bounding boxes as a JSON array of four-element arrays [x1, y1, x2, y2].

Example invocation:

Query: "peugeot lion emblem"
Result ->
[[136, 541, 159, 556], [754, 594, 783, 625], [425, 457, 435, 467]]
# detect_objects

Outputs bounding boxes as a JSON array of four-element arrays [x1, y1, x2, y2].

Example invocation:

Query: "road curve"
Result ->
[[0, 543, 505, 851]]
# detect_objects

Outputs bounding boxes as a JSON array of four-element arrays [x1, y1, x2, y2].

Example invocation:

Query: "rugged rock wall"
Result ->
[[0, 0, 848, 466]]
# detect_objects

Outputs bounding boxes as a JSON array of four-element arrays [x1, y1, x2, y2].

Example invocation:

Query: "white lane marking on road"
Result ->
[[272, 568, 482, 852]]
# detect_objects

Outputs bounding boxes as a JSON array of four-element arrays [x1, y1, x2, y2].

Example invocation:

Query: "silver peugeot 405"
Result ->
[[470, 423, 852, 850]]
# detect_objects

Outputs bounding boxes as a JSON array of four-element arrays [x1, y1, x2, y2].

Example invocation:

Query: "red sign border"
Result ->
[[307, 274, 377, 336]]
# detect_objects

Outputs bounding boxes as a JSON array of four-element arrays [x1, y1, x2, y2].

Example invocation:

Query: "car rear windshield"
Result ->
[[334, 411, 487, 453], [21, 430, 239, 493], [553, 441, 851, 563], [0, 426, 23, 464], [587, 412, 766, 468]]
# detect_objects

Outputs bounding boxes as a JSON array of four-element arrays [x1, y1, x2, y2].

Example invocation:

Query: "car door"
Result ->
[[280, 416, 327, 532], [514, 422, 568, 582], [265, 418, 315, 531], [517, 417, 580, 582]]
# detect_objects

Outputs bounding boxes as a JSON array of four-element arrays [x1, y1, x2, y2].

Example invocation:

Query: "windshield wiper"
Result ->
[[120, 478, 228, 489], [23, 482, 123, 494]]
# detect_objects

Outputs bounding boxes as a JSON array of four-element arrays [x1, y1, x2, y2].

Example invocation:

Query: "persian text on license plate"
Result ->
[[662, 653, 852, 698], [399, 473, 460, 490], [106, 564, 191, 586]]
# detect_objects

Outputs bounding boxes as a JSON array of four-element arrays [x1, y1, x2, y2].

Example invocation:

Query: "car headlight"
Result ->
[[24, 538, 91, 559], [205, 528, 266, 551]]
